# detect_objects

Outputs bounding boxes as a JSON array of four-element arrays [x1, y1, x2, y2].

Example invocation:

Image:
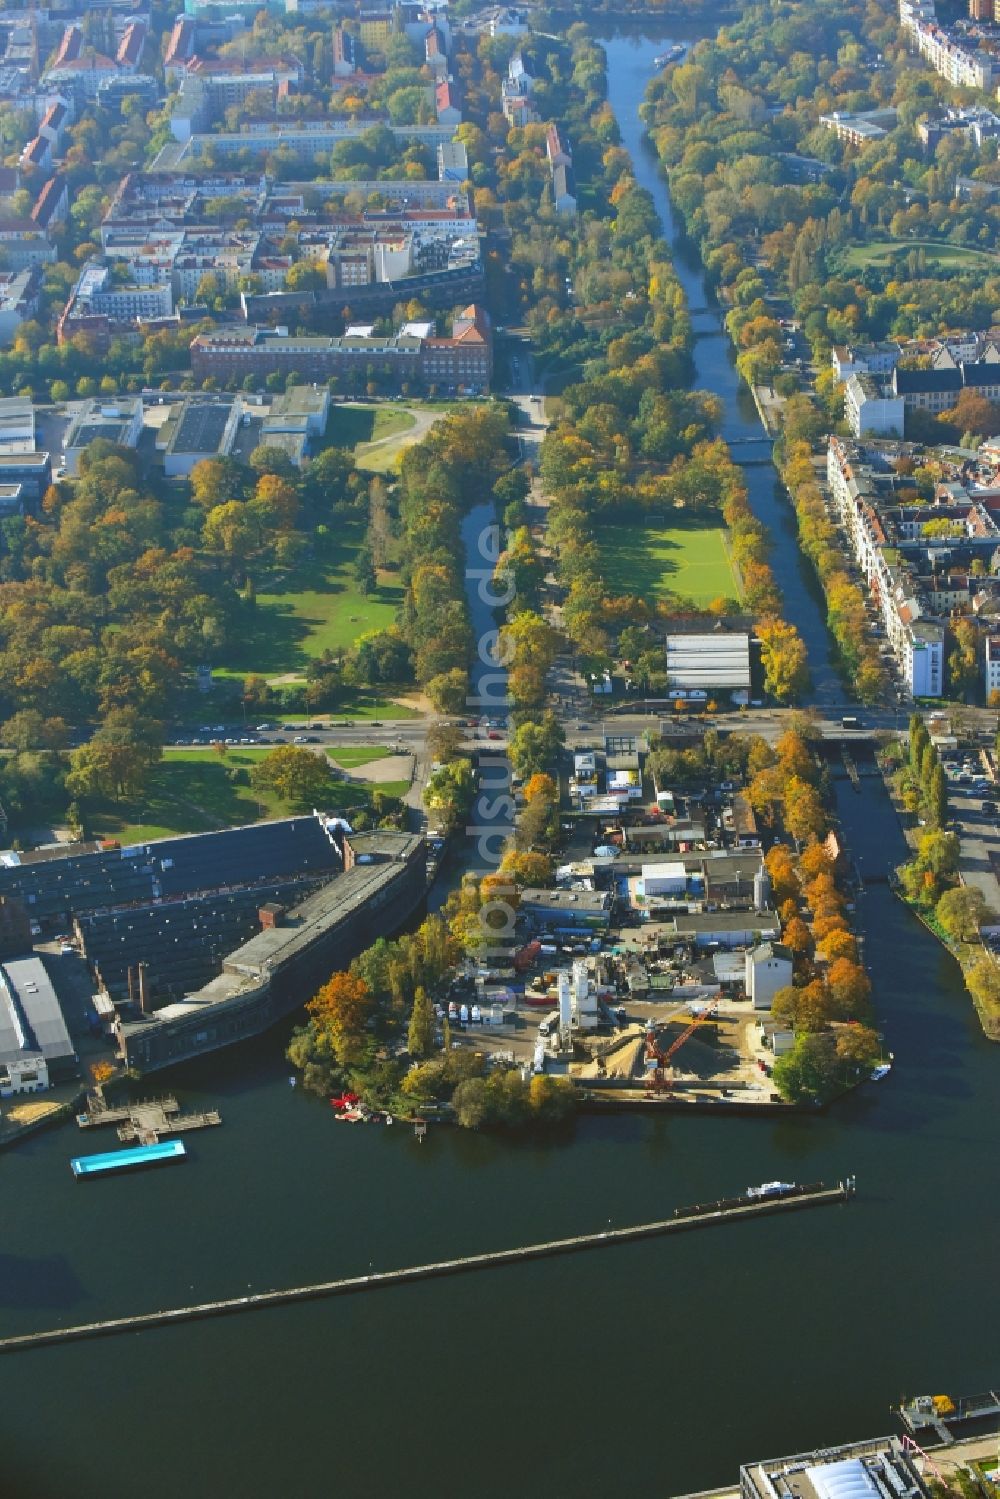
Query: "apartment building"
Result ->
[[845, 373, 905, 437]]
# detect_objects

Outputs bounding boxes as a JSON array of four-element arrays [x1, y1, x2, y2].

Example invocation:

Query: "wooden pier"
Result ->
[[0, 1179, 854, 1356], [77, 1094, 221, 1146]]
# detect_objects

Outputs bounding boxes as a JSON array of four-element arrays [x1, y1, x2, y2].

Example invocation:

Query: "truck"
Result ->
[[842, 715, 862, 729], [537, 1010, 560, 1038]]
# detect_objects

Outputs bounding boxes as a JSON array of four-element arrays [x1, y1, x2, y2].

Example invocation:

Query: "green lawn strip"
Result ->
[[89, 749, 395, 844], [277, 697, 421, 721], [325, 745, 393, 768], [597, 515, 739, 606]]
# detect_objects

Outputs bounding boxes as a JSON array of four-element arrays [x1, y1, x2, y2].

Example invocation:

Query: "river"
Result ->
[[3, 35, 999, 1499]]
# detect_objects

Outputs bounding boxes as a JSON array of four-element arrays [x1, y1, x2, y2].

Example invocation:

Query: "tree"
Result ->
[[936, 885, 989, 943], [307, 971, 372, 1066], [783, 776, 827, 843], [816, 927, 858, 964], [452, 1076, 488, 1128], [407, 985, 436, 1058], [67, 709, 163, 800], [508, 714, 565, 780], [826, 958, 871, 1019], [528, 1073, 575, 1122], [250, 744, 333, 808], [782, 915, 813, 960], [836, 1025, 882, 1071], [915, 829, 960, 881], [772, 1031, 840, 1103], [758, 618, 809, 702], [0, 711, 68, 751], [927, 763, 948, 829], [523, 773, 557, 804]]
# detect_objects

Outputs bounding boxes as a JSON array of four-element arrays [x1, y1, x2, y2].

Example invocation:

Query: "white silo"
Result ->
[[557, 970, 573, 1039], [753, 865, 772, 913]]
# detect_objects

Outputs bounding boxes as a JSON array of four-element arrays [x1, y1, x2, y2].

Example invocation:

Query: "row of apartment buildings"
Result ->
[[55, 155, 480, 347], [826, 434, 1000, 695], [900, 0, 999, 91]]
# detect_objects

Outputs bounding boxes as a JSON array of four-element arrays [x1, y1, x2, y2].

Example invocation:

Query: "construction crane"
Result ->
[[644, 1000, 720, 1094]]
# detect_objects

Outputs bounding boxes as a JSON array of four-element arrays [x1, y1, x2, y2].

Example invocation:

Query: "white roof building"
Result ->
[[665, 633, 751, 691]]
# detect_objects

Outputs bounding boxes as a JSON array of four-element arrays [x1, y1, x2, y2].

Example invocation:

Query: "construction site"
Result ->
[[449, 944, 793, 1111]]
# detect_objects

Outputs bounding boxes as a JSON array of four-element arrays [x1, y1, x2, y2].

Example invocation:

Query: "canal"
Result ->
[[3, 38, 998, 1499], [599, 30, 841, 704]]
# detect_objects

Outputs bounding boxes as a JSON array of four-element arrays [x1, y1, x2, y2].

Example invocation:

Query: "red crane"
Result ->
[[644, 1000, 720, 1094]]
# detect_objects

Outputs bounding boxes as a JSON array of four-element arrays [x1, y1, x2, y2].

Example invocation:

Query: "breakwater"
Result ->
[[0, 1181, 852, 1355]]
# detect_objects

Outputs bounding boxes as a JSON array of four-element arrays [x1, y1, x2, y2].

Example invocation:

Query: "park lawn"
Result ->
[[215, 519, 403, 679], [89, 749, 397, 844], [835, 239, 1000, 273], [278, 696, 420, 721], [598, 514, 740, 607]]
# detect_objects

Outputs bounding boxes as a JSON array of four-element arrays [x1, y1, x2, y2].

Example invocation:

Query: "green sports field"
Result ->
[[599, 516, 740, 607]]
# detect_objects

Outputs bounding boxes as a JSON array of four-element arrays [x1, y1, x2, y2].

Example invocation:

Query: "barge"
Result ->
[[71, 1139, 187, 1179]]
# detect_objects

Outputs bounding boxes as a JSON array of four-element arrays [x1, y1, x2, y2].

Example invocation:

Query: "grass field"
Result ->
[[217, 518, 402, 678], [327, 404, 415, 450], [325, 745, 391, 768], [90, 747, 406, 844], [835, 239, 1000, 273], [599, 515, 739, 606]]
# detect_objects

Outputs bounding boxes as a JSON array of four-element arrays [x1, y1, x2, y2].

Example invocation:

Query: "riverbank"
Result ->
[[878, 738, 1000, 1041]]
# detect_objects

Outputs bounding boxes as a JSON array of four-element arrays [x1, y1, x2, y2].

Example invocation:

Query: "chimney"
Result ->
[[138, 962, 149, 1014], [259, 903, 284, 930]]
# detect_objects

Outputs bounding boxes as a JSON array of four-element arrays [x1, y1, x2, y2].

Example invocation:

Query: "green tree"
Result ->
[[772, 1031, 840, 1103], [66, 709, 163, 800], [927, 763, 948, 829], [935, 886, 989, 943], [250, 744, 333, 808], [407, 985, 436, 1058], [508, 713, 565, 780]]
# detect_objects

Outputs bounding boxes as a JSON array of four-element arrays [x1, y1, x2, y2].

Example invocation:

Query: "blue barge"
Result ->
[[70, 1140, 186, 1179]]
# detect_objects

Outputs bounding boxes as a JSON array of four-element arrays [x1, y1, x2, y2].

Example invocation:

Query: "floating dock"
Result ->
[[77, 1094, 221, 1146], [0, 1178, 853, 1354], [70, 1139, 187, 1180]]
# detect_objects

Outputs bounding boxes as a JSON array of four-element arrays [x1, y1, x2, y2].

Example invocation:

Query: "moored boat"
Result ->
[[71, 1139, 186, 1180]]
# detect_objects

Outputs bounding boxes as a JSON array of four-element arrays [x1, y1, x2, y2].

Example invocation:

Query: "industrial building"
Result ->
[[0, 816, 426, 1073], [0, 955, 77, 1095], [64, 397, 144, 474]]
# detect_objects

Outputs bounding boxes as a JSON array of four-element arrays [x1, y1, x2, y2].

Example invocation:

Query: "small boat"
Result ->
[[870, 1063, 892, 1081], [654, 43, 686, 68], [385, 1114, 393, 1126], [289, 1076, 297, 1087], [746, 1180, 796, 1200]]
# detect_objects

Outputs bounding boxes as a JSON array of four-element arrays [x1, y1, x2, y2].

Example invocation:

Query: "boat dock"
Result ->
[[0, 1178, 854, 1356], [77, 1093, 221, 1146]]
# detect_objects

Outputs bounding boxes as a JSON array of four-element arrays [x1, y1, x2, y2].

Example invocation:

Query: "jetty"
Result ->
[[0, 1178, 854, 1356], [77, 1093, 221, 1146]]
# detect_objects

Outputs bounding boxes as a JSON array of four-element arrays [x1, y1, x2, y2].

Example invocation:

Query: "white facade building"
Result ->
[[844, 373, 905, 438], [745, 942, 793, 1011]]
